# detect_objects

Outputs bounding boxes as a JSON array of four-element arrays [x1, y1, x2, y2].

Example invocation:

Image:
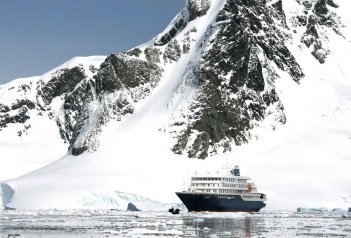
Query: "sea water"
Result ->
[[1, 210, 350, 237]]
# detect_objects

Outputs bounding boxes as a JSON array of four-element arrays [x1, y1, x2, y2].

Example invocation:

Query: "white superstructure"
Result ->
[[185, 166, 266, 202]]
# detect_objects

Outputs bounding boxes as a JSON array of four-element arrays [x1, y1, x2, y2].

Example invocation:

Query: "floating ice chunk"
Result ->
[[1, 183, 15, 208], [193, 218, 205, 222], [297, 207, 328, 213]]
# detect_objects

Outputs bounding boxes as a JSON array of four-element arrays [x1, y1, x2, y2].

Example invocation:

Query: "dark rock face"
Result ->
[[97, 53, 162, 95], [155, 9, 189, 46], [127, 202, 141, 211], [164, 40, 182, 63], [41, 66, 86, 104], [188, 0, 211, 21], [296, 0, 342, 63], [10, 99, 35, 111], [0, 104, 10, 113], [154, 0, 210, 46], [145, 47, 162, 64], [172, 0, 303, 158], [0, 108, 30, 128], [270, 0, 288, 28], [55, 51, 163, 155], [0, 99, 34, 129]]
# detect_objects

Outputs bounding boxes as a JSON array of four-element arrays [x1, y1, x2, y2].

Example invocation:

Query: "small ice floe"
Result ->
[[297, 207, 350, 214], [127, 202, 141, 212], [193, 218, 205, 223], [297, 207, 328, 213], [4, 206, 16, 211], [331, 208, 346, 213]]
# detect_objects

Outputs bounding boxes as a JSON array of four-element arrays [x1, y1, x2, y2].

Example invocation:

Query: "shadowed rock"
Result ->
[[127, 202, 141, 211]]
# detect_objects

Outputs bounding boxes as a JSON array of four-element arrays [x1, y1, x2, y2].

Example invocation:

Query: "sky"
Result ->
[[0, 0, 185, 84], [0, 0, 350, 85]]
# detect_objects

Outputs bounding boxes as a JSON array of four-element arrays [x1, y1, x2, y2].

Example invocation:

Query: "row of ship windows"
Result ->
[[191, 183, 246, 188], [223, 184, 246, 188], [192, 177, 221, 181], [192, 178, 246, 183], [192, 183, 219, 187], [219, 189, 243, 194], [196, 189, 244, 194]]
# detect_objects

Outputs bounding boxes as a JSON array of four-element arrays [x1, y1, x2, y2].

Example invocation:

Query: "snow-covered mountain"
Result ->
[[1, 0, 350, 210]]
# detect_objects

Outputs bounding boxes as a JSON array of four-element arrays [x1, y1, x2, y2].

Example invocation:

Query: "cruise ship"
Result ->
[[176, 166, 267, 212]]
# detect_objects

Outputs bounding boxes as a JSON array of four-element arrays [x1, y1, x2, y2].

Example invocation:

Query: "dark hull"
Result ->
[[176, 192, 266, 212]]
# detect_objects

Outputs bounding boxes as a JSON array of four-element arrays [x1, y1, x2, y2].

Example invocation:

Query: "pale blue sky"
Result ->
[[0, 0, 184, 84]]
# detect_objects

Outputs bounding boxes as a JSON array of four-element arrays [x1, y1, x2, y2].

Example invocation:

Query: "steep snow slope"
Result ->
[[0, 56, 106, 181], [1, 0, 351, 210]]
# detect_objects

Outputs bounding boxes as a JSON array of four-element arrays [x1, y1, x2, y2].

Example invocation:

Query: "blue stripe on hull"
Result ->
[[176, 192, 266, 212]]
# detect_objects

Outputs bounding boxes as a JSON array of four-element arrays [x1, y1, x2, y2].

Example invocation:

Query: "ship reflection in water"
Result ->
[[181, 215, 261, 237]]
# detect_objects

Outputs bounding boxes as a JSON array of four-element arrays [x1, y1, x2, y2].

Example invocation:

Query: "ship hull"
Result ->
[[176, 192, 266, 212]]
